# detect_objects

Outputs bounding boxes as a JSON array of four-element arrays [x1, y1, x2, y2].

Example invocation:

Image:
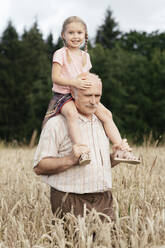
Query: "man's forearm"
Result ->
[[34, 155, 75, 175], [34, 144, 89, 176]]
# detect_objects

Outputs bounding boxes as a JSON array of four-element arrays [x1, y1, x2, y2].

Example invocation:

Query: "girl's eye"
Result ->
[[78, 32, 82, 34], [69, 31, 73, 34]]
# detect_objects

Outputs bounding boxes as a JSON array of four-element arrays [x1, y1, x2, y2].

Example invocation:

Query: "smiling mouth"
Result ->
[[72, 40, 80, 43]]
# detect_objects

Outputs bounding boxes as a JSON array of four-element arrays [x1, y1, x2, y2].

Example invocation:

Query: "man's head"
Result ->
[[71, 73, 102, 118]]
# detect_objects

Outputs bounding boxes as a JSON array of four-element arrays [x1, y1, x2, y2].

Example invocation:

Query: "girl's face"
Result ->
[[62, 22, 86, 49]]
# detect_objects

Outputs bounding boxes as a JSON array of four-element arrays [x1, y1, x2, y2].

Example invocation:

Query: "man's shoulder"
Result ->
[[45, 115, 67, 130]]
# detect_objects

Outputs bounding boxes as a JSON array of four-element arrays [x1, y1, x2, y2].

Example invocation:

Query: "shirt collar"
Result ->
[[78, 113, 97, 123]]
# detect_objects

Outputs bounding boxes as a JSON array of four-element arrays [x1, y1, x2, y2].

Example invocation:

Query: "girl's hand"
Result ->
[[75, 74, 92, 90]]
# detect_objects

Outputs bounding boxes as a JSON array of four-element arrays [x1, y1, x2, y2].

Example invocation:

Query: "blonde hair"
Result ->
[[61, 16, 88, 66]]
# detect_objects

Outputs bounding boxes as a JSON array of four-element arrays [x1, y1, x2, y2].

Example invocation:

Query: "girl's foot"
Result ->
[[113, 150, 141, 164], [79, 152, 91, 166], [113, 139, 141, 165]]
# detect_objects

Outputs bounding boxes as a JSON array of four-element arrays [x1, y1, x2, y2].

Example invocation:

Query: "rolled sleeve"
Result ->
[[52, 49, 64, 66]]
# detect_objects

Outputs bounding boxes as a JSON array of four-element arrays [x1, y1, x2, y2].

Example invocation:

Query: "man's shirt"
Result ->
[[34, 114, 112, 194]]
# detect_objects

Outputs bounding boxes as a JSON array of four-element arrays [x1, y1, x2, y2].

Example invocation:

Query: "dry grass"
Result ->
[[0, 145, 165, 248]]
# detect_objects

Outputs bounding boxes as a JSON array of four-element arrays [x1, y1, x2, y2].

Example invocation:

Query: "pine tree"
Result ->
[[46, 33, 57, 63], [95, 8, 121, 49], [0, 21, 23, 141], [0, 21, 52, 142], [21, 22, 52, 141]]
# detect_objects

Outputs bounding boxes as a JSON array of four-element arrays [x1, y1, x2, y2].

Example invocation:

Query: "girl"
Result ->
[[43, 16, 140, 166]]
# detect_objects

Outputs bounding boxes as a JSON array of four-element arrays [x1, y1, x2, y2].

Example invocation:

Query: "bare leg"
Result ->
[[95, 103, 141, 164], [95, 103, 122, 145], [61, 101, 90, 165], [61, 101, 82, 144]]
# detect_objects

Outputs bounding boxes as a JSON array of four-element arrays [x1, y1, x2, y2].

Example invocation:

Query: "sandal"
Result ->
[[113, 150, 141, 165], [79, 152, 91, 166]]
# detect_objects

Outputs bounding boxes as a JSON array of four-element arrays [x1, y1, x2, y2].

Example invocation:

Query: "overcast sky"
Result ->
[[0, 0, 165, 42]]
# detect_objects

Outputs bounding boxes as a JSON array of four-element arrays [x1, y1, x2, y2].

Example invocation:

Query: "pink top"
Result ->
[[52, 47, 92, 94]]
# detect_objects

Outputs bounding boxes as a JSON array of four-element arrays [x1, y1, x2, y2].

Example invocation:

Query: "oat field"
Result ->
[[0, 145, 165, 248]]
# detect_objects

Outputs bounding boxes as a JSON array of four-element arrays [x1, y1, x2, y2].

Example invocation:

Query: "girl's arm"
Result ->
[[52, 62, 92, 89], [52, 62, 77, 87]]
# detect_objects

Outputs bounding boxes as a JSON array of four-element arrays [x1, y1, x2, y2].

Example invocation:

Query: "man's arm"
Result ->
[[34, 154, 75, 175], [34, 144, 89, 175]]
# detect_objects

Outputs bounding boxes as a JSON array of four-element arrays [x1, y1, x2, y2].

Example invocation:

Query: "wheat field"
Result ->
[[0, 144, 165, 248]]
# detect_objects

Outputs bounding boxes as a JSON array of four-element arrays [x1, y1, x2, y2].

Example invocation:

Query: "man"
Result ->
[[33, 73, 123, 220]]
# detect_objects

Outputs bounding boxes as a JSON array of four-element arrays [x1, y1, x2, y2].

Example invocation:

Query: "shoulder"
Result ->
[[53, 47, 66, 56], [45, 115, 67, 130], [53, 47, 66, 64], [41, 115, 68, 144]]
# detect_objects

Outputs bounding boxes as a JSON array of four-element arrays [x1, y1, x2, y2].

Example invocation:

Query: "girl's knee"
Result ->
[[62, 107, 78, 120]]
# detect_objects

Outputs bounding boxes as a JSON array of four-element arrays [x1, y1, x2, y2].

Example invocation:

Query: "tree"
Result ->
[[147, 49, 165, 139], [46, 33, 57, 63], [119, 30, 165, 59], [95, 8, 121, 49], [90, 44, 154, 143], [0, 22, 52, 142], [0, 21, 24, 141], [20, 22, 52, 141]]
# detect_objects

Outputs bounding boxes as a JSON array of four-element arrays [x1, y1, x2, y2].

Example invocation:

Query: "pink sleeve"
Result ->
[[52, 49, 64, 66], [86, 53, 92, 71]]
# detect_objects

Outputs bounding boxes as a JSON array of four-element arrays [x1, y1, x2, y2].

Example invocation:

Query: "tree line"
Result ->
[[0, 8, 164, 144]]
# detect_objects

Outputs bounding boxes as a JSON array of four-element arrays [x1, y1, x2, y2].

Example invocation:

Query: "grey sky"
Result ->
[[0, 0, 165, 42]]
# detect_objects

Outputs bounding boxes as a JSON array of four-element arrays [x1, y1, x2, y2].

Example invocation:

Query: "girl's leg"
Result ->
[[61, 100, 82, 144], [61, 100, 90, 165], [95, 103, 140, 164], [95, 103, 122, 145]]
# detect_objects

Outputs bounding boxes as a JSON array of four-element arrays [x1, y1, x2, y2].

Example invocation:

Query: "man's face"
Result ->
[[73, 82, 102, 118]]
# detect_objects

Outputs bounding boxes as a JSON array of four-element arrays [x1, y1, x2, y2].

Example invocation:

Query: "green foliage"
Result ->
[[119, 30, 165, 59], [0, 22, 51, 142]]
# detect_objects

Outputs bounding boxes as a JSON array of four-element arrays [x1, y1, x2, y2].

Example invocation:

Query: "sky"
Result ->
[[0, 0, 165, 42]]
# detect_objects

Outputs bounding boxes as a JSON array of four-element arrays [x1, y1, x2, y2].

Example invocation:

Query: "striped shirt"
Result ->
[[33, 114, 112, 194]]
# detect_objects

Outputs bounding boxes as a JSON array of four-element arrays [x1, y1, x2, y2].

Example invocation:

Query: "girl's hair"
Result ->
[[61, 16, 88, 52]]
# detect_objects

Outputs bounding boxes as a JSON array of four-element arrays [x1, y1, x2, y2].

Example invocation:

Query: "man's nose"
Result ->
[[90, 96, 96, 105]]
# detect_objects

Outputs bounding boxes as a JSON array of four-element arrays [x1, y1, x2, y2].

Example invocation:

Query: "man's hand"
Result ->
[[110, 153, 120, 168], [69, 144, 90, 166]]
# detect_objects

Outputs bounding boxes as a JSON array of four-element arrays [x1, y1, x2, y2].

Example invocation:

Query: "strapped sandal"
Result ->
[[113, 150, 141, 165], [79, 152, 91, 166]]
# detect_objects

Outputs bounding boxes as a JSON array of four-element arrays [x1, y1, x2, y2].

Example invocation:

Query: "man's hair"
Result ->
[[83, 73, 102, 86]]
